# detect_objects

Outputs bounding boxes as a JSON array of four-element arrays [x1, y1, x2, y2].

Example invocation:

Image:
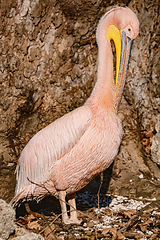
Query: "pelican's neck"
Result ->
[[86, 41, 115, 112]]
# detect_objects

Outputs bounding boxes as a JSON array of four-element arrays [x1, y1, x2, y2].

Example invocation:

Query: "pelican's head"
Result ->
[[97, 7, 139, 107]]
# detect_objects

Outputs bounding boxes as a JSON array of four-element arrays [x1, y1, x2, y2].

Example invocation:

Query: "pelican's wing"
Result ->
[[15, 105, 93, 196]]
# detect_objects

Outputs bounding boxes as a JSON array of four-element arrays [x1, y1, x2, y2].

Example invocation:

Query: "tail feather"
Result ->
[[11, 183, 54, 207], [11, 186, 32, 207]]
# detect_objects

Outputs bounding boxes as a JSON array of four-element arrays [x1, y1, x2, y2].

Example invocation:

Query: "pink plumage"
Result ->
[[12, 7, 139, 224]]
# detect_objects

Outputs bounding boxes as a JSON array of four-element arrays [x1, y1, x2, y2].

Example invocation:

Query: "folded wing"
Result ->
[[15, 105, 93, 196]]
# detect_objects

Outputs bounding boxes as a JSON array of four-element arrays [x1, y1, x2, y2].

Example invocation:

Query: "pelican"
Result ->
[[12, 7, 139, 224]]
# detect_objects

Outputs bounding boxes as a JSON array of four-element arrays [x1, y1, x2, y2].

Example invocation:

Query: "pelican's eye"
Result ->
[[123, 25, 133, 38]]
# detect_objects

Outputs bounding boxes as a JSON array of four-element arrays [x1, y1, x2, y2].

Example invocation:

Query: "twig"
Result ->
[[97, 172, 103, 210], [120, 213, 140, 232], [97, 182, 102, 210], [24, 202, 43, 219], [120, 205, 159, 232], [40, 212, 67, 234], [41, 212, 56, 239], [15, 220, 25, 228], [95, 172, 104, 240]]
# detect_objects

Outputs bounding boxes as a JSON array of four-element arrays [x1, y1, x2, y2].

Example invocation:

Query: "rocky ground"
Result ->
[[1, 192, 158, 240]]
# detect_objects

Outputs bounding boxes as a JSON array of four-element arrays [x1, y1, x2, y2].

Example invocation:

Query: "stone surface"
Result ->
[[0, 0, 159, 202], [12, 230, 44, 240], [0, 199, 16, 239], [151, 115, 160, 166], [0, 199, 44, 240]]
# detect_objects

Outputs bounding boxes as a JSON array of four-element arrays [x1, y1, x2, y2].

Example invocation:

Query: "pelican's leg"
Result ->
[[59, 190, 70, 224], [68, 193, 82, 224]]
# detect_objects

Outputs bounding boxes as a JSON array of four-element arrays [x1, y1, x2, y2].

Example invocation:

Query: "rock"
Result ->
[[0, 199, 16, 239], [20, 0, 30, 17], [155, 115, 160, 133], [151, 115, 160, 166], [12, 230, 44, 240], [0, 199, 44, 240], [28, 46, 41, 62], [151, 134, 160, 165]]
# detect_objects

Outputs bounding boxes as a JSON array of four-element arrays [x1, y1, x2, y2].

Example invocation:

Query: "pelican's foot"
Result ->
[[63, 217, 82, 225], [69, 217, 82, 225], [62, 215, 71, 225]]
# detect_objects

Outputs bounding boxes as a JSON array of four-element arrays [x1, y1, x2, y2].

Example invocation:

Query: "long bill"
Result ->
[[115, 31, 133, 109], [106, 25, 133, 109]]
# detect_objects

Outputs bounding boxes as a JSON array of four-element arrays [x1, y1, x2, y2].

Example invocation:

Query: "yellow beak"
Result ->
[[107, 25, 133, 108]]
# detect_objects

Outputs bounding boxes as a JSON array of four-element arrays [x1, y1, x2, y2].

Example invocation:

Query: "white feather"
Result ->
[[15, 105, 93, 196]]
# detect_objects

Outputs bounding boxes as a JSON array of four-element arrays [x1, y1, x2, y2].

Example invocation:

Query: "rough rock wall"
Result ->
[[123, 1, 159, 133], [0, 0, 159, 202], [108, 0, 160, 199]]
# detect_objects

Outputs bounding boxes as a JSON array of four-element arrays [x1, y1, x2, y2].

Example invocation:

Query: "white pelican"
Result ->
[[12, 7, 139, 224]]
